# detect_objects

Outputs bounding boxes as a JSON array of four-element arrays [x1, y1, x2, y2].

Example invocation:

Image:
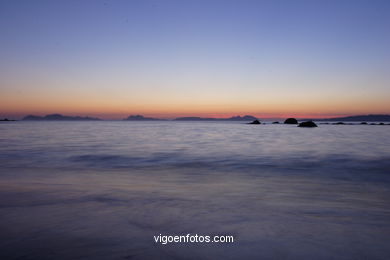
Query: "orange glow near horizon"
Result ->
[[1, 1, 390, 121], [2, 78, 389, 120], [1, 97, 389, 120]]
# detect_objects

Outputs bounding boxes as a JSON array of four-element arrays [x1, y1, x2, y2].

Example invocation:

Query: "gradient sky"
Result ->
[[1, 0, 389, 119]]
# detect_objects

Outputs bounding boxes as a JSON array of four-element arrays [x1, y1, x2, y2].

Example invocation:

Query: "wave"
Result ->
[[64, 153, 390, 181]]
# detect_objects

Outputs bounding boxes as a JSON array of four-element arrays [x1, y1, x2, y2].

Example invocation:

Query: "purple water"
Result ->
[[0, 121, 389, 259]]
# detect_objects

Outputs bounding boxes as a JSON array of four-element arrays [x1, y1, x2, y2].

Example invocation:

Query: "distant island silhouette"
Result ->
[[304, 114, 390, 122], [23, 114, 101, 121], [124, 115, 165, 121], [174, 115, 257, 121], [18, 113, 390, 122]]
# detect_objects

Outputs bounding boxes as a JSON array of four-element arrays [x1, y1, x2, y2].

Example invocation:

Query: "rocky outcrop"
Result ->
[[284, 118, 298, 124], [248, 120, 261, 124], [298, 121, 317, 127]]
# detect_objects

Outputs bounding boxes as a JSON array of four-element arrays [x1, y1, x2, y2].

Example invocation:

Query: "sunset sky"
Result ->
[[1, 0, 389, 119]]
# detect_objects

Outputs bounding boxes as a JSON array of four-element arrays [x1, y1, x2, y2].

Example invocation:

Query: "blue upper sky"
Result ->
[[1, 0, 389, 119]]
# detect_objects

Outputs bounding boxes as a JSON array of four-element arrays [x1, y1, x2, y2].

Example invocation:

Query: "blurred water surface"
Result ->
[[0, 121, 389, 259]]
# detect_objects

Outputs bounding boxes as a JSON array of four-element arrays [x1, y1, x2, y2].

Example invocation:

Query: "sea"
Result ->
[[0, 121, 389, 259]]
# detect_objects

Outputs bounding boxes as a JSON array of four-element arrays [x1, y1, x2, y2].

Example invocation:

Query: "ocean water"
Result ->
[[0, 121, 389, 259]]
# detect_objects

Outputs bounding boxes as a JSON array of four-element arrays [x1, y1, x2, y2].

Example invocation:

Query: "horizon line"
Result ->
[[3, 112, 390, 121]]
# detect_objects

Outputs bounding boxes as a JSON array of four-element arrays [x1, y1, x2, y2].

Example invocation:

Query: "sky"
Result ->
[[0, 0, 389, 119]]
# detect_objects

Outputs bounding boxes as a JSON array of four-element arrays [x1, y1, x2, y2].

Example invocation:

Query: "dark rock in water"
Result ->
[[333, 122, 345, 125], [298, 121, 317, 127], [284, 118, 298, 124], [361, 122, 367, 125], [0, 118, 15, 121], [272, 121, 279, 124], [379, 122, 385, 125], [248, 120, 261, 125]]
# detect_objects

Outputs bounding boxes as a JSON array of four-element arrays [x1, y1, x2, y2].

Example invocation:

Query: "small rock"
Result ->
[[248, 120, 261, 124], [298, 121, 317, 127], [284, 118, 298, 124]]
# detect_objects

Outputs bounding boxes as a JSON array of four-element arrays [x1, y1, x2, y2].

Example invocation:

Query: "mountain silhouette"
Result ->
[[305, 114, 390, 122], [174, 115, 257, 121], [124, 115, 164, 121], [23, 114, 101, 121]]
